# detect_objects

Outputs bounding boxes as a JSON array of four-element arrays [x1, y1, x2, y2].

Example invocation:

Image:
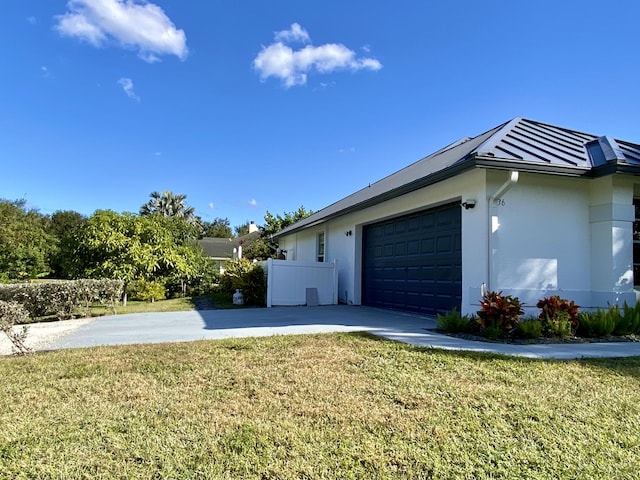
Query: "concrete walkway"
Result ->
[[38, 305, 640, 360]]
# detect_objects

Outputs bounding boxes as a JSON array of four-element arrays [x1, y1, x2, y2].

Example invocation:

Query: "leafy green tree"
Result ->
[[201, 217, 233, 238], [243, 206, 313, 260], [48, 210, 86, 239], [140, 190, 199, 226], [48, 210, 86, 278], [262, 206, 313, 237], [65, 210, 204, 303], [0, 199, 55, 281]]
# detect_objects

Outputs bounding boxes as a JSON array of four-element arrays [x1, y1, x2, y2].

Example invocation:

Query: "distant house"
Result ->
[[198, 222, 260, 272], [274, 118, 640, 316]]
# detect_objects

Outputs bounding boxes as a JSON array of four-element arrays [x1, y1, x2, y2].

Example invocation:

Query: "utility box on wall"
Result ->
[[260, 259, 338, 307]]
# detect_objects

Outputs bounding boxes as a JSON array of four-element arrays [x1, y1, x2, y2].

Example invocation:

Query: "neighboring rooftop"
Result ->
[[198, 224, 261, 259], [275, 117, 640, 237]]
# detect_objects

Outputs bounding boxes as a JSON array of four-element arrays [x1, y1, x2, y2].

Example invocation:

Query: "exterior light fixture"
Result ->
[[461, 200, 476, 209]]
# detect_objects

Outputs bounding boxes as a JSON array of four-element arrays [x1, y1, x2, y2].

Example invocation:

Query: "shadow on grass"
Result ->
[[189, 293, 243, 311]]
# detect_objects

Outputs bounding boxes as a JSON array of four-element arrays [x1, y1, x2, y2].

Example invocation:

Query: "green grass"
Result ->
[[89, 297, 197, 316], [1, 334, 639, 478], [88, 292, 238, 317]]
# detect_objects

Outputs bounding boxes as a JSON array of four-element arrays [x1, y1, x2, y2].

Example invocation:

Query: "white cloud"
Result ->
[[41, 66, 51, 78], [249, 199, 257, 207], [117, 77, 140, 101], [253, 23, 382, 88], [153, 151, 161, 156], [340, 147, 356, 153], [273, 22, 309, 44], [208, 202, 215, 209], [54, 0, 188, 63], [27, 16, 37, 25]]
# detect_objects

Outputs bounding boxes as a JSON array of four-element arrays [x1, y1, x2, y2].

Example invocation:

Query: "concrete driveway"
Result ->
[[36, 305, 640, 360]]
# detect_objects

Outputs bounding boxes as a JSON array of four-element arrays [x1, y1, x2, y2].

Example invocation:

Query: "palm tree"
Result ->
[[140, 191, 198, 225]]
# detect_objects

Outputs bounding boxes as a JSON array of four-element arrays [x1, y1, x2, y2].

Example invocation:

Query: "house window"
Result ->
[[317, 232, 325, 262], [634, 199, 640, 287]]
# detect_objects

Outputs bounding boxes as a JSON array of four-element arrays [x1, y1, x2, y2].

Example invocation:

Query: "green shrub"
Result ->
[[476, 291, 523, 336], [577, 309, 616, 337], [543, 311, 572, 338], [189, 259, 221, 296], [612, 302, 640, 335], [220, 259, 265, 307], [128, 280, 166, 302], [537, 295, 579, 335], [437, 307, 474, 333], [483, 323, 505, 340], [0, 279, 124, 320], [515, 317, 543, 339], [0, 300, 31, 355]]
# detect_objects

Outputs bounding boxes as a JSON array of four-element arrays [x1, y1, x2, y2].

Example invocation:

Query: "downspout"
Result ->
[[488, 171, 519, 291]]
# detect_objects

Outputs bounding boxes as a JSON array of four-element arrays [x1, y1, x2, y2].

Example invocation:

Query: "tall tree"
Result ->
[[48, 210, 86, 278], [244, 206, 313, 260], [140, 190, 199, 226], [0, 199, 55, 281], [65, 210, 204, 303], [201, 217, 233, 238], [48, 210, 86, 240]]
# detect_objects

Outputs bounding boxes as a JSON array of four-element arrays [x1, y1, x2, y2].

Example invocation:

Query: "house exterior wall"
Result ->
[[278, 168, 639, 315], [485, 171, 592, 311], [279, 169, 488, 311]]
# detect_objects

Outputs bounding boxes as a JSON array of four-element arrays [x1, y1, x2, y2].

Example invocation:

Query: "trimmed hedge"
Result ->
[[0, 279, 124, 322]]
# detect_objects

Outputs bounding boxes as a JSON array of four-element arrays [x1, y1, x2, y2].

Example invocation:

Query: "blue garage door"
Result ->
[[363, 203, 462, 315]]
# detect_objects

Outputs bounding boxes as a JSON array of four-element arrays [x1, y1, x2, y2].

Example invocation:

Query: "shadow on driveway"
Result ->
[[45, 305, 640, 360], [48, 305, 436, 351]]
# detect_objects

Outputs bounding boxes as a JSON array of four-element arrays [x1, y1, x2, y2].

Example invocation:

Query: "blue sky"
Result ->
[[2, 1, 639, 229]]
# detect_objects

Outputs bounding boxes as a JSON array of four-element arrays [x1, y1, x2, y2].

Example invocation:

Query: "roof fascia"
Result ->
[[274, 159, 477, 238], [275, 143, 640, 239], [472, 156, 592, 177]]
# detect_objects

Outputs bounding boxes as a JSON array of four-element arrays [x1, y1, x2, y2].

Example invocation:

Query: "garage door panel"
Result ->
[[363, 203, 461, 315], [395, 242, 407, 256], [421, 238, 435, 254]]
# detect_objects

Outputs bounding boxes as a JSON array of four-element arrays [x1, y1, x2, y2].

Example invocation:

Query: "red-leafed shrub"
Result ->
[[536, 295, 579, 337], [476, 291, 524, 338]]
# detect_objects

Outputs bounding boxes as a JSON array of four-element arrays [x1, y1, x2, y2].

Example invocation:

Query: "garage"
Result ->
[[362, 202, 462, 315]]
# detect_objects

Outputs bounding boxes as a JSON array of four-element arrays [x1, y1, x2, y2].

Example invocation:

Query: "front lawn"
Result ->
[[88, 293, 237, 317], [1, 333, 639, 478]]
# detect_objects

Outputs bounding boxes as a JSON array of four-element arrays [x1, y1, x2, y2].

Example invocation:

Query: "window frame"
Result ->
[[316, 231, 325, 263]]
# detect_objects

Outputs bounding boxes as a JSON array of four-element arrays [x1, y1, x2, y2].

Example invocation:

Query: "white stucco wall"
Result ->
[[280, 169, 488, 310], [485, 172, 592, 311], [278, 168, 639, 315]]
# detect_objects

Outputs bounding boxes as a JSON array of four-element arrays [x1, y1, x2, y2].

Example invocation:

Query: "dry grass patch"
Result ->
[[1, 333, 639, 478]]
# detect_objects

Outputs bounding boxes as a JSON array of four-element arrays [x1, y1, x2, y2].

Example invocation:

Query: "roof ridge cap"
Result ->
[[472, 117, 522, 157]]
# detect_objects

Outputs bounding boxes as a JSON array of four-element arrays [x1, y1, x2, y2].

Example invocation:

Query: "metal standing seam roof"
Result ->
[[275, 117, 640, 238]]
